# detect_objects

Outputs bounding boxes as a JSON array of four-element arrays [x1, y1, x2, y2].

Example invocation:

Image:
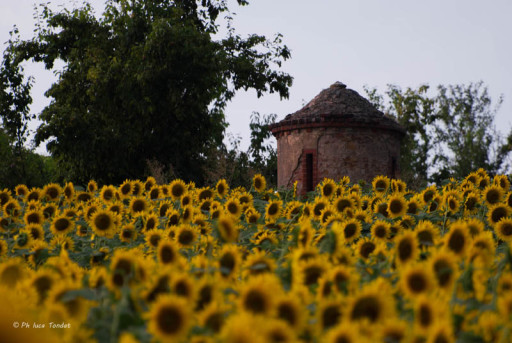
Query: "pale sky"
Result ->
[[1, 0, 511, 154]]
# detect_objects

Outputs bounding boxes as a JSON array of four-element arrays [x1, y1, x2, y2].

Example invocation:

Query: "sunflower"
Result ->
[[415, 220, 440, 247], [316, 298, 344, 332], [265, 199, 282, 223], [76, 223, 89, 237], [172, 272, 196, 301], [0, 258, 27, 287], [148, 294, 192, 342], [495, 217, 512, 242], [394, 230, 419, 266], [493, 174, 511, 190], [263, 318, 297, 343], [22, 224, 43, 242], [243, 249, 276, 278], [253, 174, 267, 192], [145, 229, 164, 249], [98, 185, 116, 202], [42, 203, 58, 219], [444, 195, 460, 215], [427, 321, 455, 343], [130, 180, 144, 196], [238, 274, 280, 315], [293, 255, 328, 287], [76, 191, 93, 203], [50, 214, 74, 236], [427, 195, 442, 213], [320, 179, 337, 198], [464, 192, 480, 214], [27, 187, 41, 201], [14, 184, 29, 198], [118, 180, 133, 198], [144, 185, 159, 200], [373, 199, 389, 217], [469, 231, 496, 263], [312, 197, 329, 218], [443, 220, 471, 257], [224, 197, 242, 218], [325, 324, 360, 343], [387, 194, 407, 218], [143, 213, 159, 232], [89, 210, 118, 238], [216, 245, 241, 279], [3, 199, 21, 218], [129, 196, 149, 214], [0, 217, 11, 233], [407, 196, 423, 215], [166, 209, 180, 228], [176, 224, 198, 248], [334, 218, 362, 244], [45, 280, 89, 320], [273, 293, 305, 330], [391, 179, 407, 194], [355, 238, 377, 260], [370, 220, 391, 241], [220, 312, 266, 343], [24, 208, 44, 226], [348, 279, 395, 324], [108, 250, 137, 290], [12, 232, 31, 251], [119, 223, 137, 243], [181, 205, 195, 223], [87, 180, 98, 193], [181, 193, 193, 208], [400, 263, 433, 298], [84, 202, 100, 220], [334, 196, 354, 214], [208, 212, 235, 242], [28, 269, 57, 305], [414, 295, 439, 333], [420, 185, 438, 205], [372, 175, 390, 195]]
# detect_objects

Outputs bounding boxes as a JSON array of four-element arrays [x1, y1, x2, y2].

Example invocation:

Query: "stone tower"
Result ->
[[270, 82, 405, 195]]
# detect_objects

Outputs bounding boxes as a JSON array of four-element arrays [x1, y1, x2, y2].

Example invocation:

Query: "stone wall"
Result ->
[[276, 126, 401, 194]]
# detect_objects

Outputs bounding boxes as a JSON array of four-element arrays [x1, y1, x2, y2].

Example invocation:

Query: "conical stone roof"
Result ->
[[270, 82, 405, 135]]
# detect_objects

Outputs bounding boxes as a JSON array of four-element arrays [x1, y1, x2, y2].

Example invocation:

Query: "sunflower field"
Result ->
[[1, 170, 512, 343]]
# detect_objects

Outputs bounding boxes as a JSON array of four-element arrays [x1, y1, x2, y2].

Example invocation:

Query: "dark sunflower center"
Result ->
[[132, 200, 146, 212], [196, 285, 212, 311], [350, 296, 380, 322], [243, 289, 267, 313], [94, 214, 111, 231], [205, 312, 223, 333], [178, 230, 194, 245], [277, 303, 296, 326], [323, 184, 334, 197], [150, 235, 161, 247], [374, 225, 387, 238], [448, 230, 465, 253], [160, 245, 175, 264], [322, 305, 342, 330], [398, 239, 413, 261], [499, 222, 512, 237], [33, 276, 53, 305], [344, 223, 357, 239], [360, 242, 376, 259], [27, 212, 41, 224], [419, 304, 432, 327], [54, 218, 71, 232], [157, 306, 183, 335], [268, 204, 279, 216], [220, 253, 235, 274], [389, 199, 403, 214], [304, 265, 323, 285], [227, 203, 239, 214], [407, 272, 428, 293]]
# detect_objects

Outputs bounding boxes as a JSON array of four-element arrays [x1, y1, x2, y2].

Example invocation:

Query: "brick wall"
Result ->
[[276, 126, 401, 194]]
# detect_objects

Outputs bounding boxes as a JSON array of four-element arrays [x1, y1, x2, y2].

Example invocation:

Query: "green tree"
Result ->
[[11, 0, 292, 185], [365, 82, 512, 187]]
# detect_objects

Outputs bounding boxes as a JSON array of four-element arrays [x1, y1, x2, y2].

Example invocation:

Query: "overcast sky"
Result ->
[[1, 0, 511, 154]]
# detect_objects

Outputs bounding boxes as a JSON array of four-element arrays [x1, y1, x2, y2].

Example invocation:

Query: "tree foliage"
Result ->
[[365, 81, 512, 187], [10, 0, 292, 185]]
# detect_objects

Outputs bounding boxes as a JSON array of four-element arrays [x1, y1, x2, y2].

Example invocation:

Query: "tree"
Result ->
[[11, 0, 292, 185], [365, 82, 512, 187]]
